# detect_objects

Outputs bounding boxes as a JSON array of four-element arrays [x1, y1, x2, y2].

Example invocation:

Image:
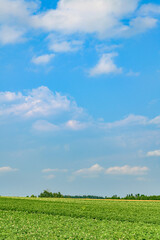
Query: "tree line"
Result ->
[[28, 190, 160, 200]]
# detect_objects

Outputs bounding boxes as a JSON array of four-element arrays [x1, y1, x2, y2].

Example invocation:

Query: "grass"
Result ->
[[1, 197, 160, 239]]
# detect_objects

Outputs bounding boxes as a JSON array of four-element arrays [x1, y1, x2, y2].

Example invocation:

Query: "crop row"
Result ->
[[1, 209, 160, 239], [1, 197, 160, 224]]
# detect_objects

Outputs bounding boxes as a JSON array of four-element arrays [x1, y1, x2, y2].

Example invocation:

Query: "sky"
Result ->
[[0, 0, 160, 197]]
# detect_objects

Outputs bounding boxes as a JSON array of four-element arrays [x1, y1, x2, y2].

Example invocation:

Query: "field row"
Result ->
[[1, 209, 160, 239], [1, 197, 160, 239], [1, 197, 160, 224]]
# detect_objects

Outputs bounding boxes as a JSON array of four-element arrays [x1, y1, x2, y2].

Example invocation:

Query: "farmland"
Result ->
[[1, 197, 160, 239]]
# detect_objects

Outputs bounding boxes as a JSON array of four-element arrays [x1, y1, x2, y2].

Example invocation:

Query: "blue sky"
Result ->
[[1, 0, 160, 197]]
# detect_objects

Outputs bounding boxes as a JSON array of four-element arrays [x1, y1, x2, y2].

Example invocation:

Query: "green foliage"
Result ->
[[111, 195, 120, 199], [38, 190, 54, 198], [1, 197, 160, 239], [38, 190, 63, 198], [38, 190, 160, 200], [124, 194, 160, 200], [30, 194, 37, 198]]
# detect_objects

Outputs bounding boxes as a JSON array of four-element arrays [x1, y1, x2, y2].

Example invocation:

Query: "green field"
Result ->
[[1, 197, 160, 239]]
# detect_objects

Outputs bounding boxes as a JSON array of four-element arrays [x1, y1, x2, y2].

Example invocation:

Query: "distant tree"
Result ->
[[30, 194, 37, 198], [111, 195, 120, 199], [38, 190, 63, 198], [38, 190, 53, 198]]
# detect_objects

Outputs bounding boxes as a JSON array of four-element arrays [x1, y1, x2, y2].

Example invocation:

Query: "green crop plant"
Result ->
[[1, 197, 160, 239]]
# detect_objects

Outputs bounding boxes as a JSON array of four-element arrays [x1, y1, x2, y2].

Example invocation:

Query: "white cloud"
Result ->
[[0, 166, 18, 173], [0, 0, 39, 44], [33, 119, 87, 132], [32, 0, 159, 38], [103, 114, 148, 129], [31, 54, 55, 65], [150, 116, 160, 125], [65, 120, 86, 130], [0, 0, 159, 46], [42, 168, 68, 173], [0, 25, 25, 45], [127, 70, 140, 77], [49, 39, 83, 53], [0, 0, 38, 24], [124, 16, 157, 37], [0, 86, 82, 118], [89, 53, 122, 76], [1, 86, 160, 134], [74, 164, 104, 177], [0, 0, 38, 17], [106, 165, 148, 175], [0, 91, 22, 102], [139, 4, 160, 16], [33, 120, 59, 132], [100, 114, 160, 129], [147, 150, 160, 157], [32, 0, 139, 36], [34, 113, 160, 133], [73, 164, 149, 178]]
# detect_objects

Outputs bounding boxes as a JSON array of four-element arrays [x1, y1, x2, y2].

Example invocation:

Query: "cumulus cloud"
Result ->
[[124, 16, 157, 37], [103, 114, 148, 129], [0, 0, 38, 21], [100, 114, 160, 129], [32, 0, 159, 38], [33, 119, 87, 132], [0, 25, 25, 45], [1, 86, 160, 134], [0, 86, 83, 118], [32, 120, 59, 132], [49, 39, 83, 53], [0, 91, 22, 102], [0, 86, 91, 131], [147, 150, 160, 157], [0, 0, 38, 25], [0, 0, 159, 46], [150, 116, 160, 125], [0, 166, 18, 173], [31, 54, 55, 65], [73, 164, 148, 178], [31, 0, 141, 37], [74, 164, 104, 177], [0, 0, 39, 44], [89, 53, 122, 76], [139, 4, 160, 16], [65, 120, 87, 130], [105, 165, 148, 175]]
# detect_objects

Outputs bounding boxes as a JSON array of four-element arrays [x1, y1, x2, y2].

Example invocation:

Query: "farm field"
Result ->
[[1, 197, 160, 239]]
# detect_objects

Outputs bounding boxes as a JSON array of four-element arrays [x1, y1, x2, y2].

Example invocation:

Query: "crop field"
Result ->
[[1, 197, 160, 239]]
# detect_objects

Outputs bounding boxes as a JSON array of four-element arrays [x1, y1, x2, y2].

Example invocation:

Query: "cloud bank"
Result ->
[[0, 166, 18, 173], [147, 150, 160, 157], [0, 0, 160, 45], [73, 164, 148, 178], [0, 86, 83, 118]]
